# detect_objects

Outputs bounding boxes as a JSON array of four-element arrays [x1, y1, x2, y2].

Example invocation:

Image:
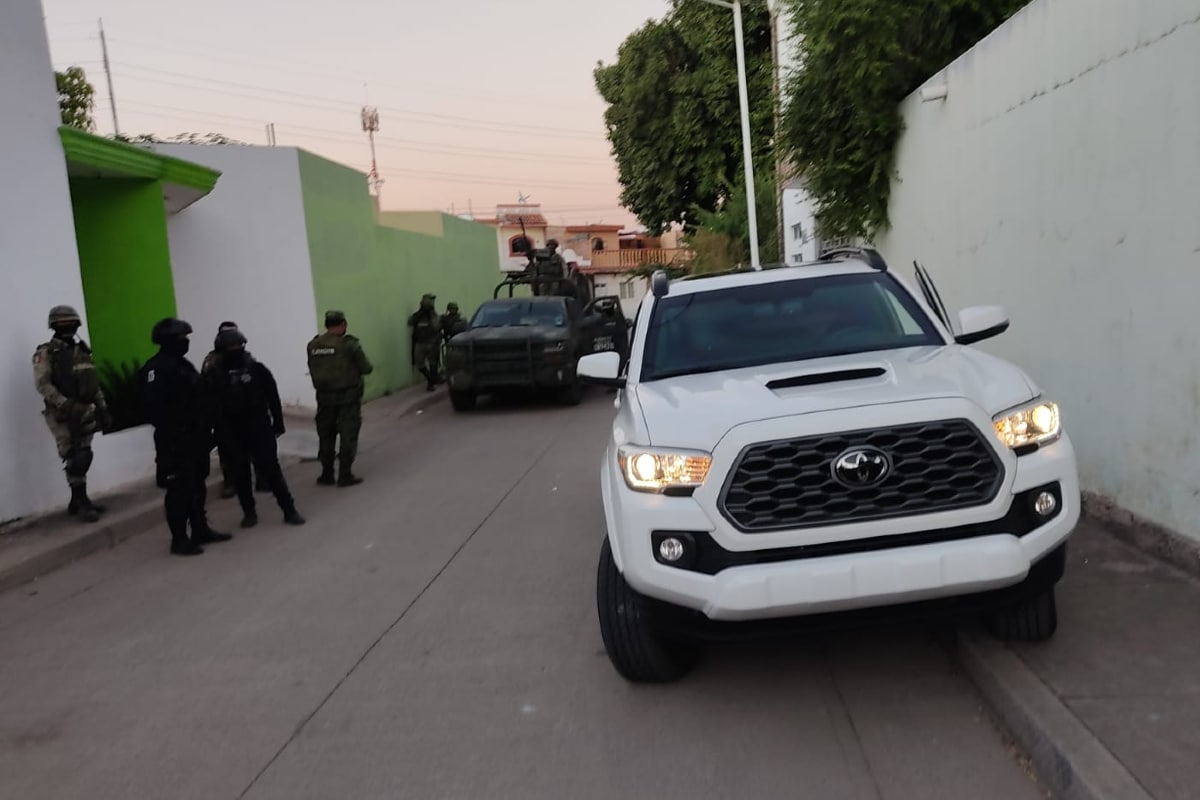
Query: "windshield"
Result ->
[[640, 272, 944, 381], [471, 301, 566, 328]]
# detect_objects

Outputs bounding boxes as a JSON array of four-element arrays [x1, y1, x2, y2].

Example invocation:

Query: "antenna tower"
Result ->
[[361, 106, 383, 197]]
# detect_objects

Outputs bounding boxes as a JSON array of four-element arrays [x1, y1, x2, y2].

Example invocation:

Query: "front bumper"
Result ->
[[601, 416, 1080, 623]]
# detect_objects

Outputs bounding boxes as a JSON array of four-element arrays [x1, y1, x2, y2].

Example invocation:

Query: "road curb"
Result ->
[[0, 476, 222, 596], [956, 630, 1152, 800]]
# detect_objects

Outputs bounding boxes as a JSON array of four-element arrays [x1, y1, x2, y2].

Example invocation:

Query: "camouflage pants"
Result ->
[[315, 400, 363, 471], [414, 340, 440, 377], [43, 412, 94, 487]]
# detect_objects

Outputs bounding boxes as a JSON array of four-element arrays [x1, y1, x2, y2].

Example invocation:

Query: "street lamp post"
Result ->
[[696, 0, 761, 270]]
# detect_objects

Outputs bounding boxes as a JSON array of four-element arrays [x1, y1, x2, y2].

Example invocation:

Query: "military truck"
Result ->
[[443, 293, 630, 411]]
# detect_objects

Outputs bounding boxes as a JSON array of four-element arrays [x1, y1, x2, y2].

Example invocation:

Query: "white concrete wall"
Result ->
[[591, 274, 647, 320], [157, 145, 318, 410], [0, 0, 119, 523], [875, 0, 1200, 541]]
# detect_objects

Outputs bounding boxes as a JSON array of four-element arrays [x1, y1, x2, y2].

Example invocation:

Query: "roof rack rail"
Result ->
[[816, 247, 889, 272]]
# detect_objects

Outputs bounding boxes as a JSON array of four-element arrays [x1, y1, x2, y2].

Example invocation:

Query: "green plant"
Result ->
[[595, 0, 775, 235], [56, 66, 95, 131], [688, 167, 779, 267], [96, 359, 146, 433], [780, 0, 1028, 242]]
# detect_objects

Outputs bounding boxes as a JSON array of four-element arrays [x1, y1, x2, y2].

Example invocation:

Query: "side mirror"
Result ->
[[579, 351, 625, 387], [955, 305, 1009, 345]]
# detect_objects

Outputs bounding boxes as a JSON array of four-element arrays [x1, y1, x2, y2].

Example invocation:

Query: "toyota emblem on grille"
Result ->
[[831, 447, 892, 488]]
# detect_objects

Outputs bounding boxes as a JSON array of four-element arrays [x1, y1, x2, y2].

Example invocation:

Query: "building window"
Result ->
[[792, 222, 806, 242], [619, 280, 636, 300], [592, 237, 605, 251], [509, 235, 532, 256]]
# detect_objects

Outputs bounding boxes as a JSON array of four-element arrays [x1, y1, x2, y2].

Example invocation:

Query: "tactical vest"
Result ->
[[412, 310, 440, 343], [307, 332, 361, 391], [216, 363, 265, 416], [49, 340, 100, 402]]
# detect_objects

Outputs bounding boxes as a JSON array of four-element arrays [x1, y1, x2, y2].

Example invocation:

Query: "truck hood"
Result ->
[[633, 346, 1038, 448], [451, 327, 567, 344]]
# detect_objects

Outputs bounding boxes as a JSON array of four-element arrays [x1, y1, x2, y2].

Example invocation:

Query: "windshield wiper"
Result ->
[[647, 363, 750, 381]]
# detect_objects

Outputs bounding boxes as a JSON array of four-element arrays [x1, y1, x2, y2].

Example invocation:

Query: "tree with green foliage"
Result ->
[[56, 66, 96, 131], [595, 0, 776, 238], [688, 166, 779, 269], [779, 0, 1028, 242]]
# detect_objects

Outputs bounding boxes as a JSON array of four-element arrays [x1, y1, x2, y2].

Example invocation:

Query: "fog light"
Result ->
[[658, 537, 685, 562], [1034, 491, 1058, 517]]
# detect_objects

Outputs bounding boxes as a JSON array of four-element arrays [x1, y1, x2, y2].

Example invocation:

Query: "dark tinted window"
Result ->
[[471, 301, 566, 328], [640, 273, 943, 381]]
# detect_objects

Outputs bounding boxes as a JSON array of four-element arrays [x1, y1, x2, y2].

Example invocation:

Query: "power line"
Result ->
[[116, 99, 611, 164], [104, 34, 600, 110], [110, 61, 604, 139]]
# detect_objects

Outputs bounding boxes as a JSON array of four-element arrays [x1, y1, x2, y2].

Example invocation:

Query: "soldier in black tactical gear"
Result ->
[[32, 305, 113, 522], [142, 318, 233, 556], [208, 328, 305, 529], [202, 321, 269, 499]]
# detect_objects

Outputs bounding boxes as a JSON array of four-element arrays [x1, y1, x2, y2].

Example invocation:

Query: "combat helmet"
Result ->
[[48, 305, 81, 328], [151, 317, 193, 345], [214, 328, 248, 350]]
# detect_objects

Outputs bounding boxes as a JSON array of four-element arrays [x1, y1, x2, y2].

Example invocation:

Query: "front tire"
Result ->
[[449, 389, 476, 412], [596, 538, 699, 682], [558, 375, 583, 406], [989, 585, 1058, 642]]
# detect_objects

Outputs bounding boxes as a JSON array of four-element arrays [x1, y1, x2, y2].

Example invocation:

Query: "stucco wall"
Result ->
[[0, 0, 97, 522], [156, 145, 318, 409], [875, 0, 1200, 541], [69, 178, 177, 381], [298, 151, 502, 399]]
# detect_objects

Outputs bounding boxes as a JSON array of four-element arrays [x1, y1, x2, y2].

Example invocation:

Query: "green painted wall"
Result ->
[[297, 152, 502, 399], [69, 177, 176, 366], [68, 178, 176, 430]]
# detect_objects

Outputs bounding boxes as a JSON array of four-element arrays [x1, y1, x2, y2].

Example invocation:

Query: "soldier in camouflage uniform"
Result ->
[[408, 293, 442, 391], [440, 302, 468, 342], [306, 310, 373, 487], [32, 305, 113, 523], [202, 321, 269, 498]]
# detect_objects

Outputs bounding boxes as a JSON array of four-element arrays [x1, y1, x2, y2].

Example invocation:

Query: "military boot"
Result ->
[[170, 523, 203, 556], [317, 463, 336, 486], [193, 523, 233, 544], [282, 506, 307, 525], [68, 485, 101, 523], [337, 461, 363, 487], [240, 510, 259, 528]]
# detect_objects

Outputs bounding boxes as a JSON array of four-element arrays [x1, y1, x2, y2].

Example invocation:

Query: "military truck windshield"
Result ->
[[471, 301, 566, 328], [640, 272, 944, 381]]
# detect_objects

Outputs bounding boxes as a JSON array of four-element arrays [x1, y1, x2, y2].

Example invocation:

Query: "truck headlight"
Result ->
[[994, 400, 1061, 449], [617, 446, 712, 494]]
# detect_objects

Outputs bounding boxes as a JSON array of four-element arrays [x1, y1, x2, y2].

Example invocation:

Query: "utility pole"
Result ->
[[361, 106, 383, 211], [769, 0, 787, 265], [98, 19, 119, 137]]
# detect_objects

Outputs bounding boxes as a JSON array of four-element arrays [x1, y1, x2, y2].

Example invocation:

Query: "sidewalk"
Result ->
[[960, 518, 1200, 800], [0, 384, 444, 595]]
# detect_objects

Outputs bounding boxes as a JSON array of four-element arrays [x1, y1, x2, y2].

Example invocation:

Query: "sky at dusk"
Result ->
[[40, 0, 675, 229]]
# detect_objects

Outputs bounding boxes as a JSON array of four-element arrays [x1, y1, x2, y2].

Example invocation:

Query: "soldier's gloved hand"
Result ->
[[273, 424, 286, 438], [97, 406, 114, 433]]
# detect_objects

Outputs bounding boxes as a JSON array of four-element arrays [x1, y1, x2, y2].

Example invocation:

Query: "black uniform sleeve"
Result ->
[[256, 362, 286, 434]]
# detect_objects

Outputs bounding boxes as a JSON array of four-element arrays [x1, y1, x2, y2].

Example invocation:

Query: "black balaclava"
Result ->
[[52, 323, 81, 341], [161, 337, 190, 357]]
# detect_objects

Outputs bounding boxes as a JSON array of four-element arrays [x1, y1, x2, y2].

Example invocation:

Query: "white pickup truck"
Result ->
[[579, 249, 1079, 683]]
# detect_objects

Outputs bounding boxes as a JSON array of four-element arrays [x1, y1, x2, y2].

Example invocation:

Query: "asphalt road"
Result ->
[[0, 390, 1047, 800]]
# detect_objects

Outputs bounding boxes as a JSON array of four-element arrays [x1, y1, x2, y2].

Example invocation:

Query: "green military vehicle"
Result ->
[[443, 287, 630, 412]]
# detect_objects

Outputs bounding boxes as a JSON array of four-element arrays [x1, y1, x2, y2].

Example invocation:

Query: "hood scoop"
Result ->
[[765, 367, 886, 390]]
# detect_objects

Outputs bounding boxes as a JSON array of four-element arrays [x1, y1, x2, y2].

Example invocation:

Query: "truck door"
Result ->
[[580, 296, 628, 358]]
